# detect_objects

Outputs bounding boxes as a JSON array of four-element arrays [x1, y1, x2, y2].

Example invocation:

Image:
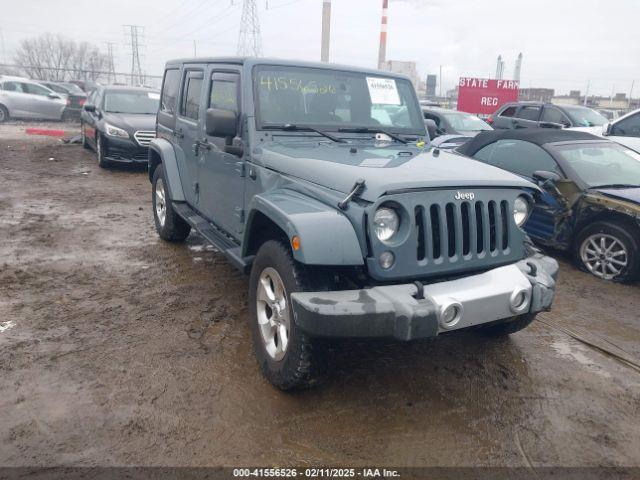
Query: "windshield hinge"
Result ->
[[236, 161, 246, 177], [338, 178, 366, 210]]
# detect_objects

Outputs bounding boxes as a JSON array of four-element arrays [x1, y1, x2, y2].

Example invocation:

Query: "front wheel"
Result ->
[[574, 221, 639, 282], [481, 313, 537, 336], [95, 133, 109, 168], [151, 164, 191, 241], [249, 240, 324, 390], [0, 105, 9, 123]]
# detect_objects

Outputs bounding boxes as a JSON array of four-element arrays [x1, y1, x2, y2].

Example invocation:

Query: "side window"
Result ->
[[24, 83, 51, 96], [611, 113, 640, 137], [180, 71, 204, 120], [87, 90, 97, 105], [209, 79, 238, 112], [492, 140, 560, 178], [541, 106, 569, 125], [160, 68, 180, 114], [516, 106, 541, 121], [94, 90, 104, 109], [3, 82, 24, 93], [499, 106, 517, 118]]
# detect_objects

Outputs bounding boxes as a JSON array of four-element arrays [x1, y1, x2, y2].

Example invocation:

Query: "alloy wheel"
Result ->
[[580, 233, 628, 280], [256, 267, 290, 361], [155, 178, 167, 227]]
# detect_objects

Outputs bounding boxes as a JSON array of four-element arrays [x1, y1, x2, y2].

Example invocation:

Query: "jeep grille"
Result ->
[[133, 130, 155, 147]]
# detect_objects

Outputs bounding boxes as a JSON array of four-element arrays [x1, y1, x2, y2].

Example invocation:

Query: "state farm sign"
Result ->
[[457, 77, 519, 115]]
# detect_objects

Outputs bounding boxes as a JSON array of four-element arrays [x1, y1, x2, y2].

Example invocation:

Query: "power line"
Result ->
[[105, 42, 117, 84], [237, 0, 262, 56]]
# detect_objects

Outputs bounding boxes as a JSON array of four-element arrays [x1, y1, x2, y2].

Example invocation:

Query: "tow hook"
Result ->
[[412, 281, 425, 300]]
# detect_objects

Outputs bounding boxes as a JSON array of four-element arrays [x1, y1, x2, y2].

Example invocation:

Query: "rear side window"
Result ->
[[517, 106, 541, 121], [499, 106, 517, 118], [160, 69, 180, 114], [180, 71, 203, 120], [488, 140, 560, 178], [612, 113, 640, 137], [3, 81, 24, 92]]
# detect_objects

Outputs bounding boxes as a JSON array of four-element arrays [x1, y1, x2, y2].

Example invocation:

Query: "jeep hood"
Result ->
[[254, 141, 535, 201]]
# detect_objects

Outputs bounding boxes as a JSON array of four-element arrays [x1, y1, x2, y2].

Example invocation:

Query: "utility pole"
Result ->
[[105, 42, 117, 84], [320, 0, 331, 62], [584, 79, 590, 106], [439, 65, 442, 98], [236, 0, 262, 57], [629, 80, 635, 109], [377, 0, 388, 70], [124, 25, 145, 86]]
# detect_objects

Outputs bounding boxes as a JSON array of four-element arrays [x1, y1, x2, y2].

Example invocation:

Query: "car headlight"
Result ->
[[513, 196, 530, 227], [373, 207, 400, 242], [105, 123, 129, 139]]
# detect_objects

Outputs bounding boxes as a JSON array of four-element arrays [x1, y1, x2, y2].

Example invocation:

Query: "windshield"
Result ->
[[61, 82, 85, 95], [104, 91, 160, 114], [563, 106, 608, 127], [553, 143, 640, 188], [254, 65, 425, 134], [442, 112, 492, 131]]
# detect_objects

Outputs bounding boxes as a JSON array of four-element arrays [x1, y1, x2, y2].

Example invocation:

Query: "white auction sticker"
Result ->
[[366, 77, 400, 105]]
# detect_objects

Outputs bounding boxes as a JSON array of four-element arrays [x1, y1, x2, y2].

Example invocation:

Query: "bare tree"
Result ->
[[13, 33, 109, 82]]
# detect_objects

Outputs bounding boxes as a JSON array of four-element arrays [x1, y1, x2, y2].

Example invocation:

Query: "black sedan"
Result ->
[[39, 81, 87, 120], [81, 86, 159, 168], [458, 129, 640, 282], [422, 107, 493, 137]]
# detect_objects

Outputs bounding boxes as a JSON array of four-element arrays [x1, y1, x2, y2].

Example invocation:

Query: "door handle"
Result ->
[[174, 130, 184, 139]]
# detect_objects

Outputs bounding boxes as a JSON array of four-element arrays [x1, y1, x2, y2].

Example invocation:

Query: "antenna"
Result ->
[[236, 0, 262, 57], [124, 25, 145, 85]]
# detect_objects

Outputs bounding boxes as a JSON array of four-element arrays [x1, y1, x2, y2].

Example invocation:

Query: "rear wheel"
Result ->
[[0, 105, 9, 123], [151, 164, 190, 242], [249, 240, 324, 390], [481, 313, 536, 336], [574, 221, 639, 282]]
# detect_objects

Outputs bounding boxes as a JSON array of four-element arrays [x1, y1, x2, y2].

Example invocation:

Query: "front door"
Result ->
[[197, 69, 245, 235], [175, 67, 205, 206]]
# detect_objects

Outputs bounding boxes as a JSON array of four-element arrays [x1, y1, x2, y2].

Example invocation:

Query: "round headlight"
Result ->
[[373, 207, 400, 242], [513, 196, 530, 227]]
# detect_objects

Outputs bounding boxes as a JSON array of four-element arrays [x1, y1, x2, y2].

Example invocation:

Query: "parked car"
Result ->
[[423, 107, 492, 137], [148, 56, 558, 390], [488, 102, 608, 130], [39, 81, 87, 120], [597, 108, 621, 121], [602, 108, 640, 152], [430, 134, 473, 150], [80, 85, 159, 167], [0, 75, 67, 122], [458, 129, 640, 282]]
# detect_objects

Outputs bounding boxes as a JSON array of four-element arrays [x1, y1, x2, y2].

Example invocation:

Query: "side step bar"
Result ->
[[172, 202, 254, 274]]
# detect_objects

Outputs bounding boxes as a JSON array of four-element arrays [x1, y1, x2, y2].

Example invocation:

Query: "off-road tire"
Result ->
[[481, 313, 537, 336], [0, 105, 9, 123], [151, 164, 191, 242], [81, 123, 91, 149], [96, 133, 109, 168], [574, 221, 639, 283], [249, 240, 325, 391]]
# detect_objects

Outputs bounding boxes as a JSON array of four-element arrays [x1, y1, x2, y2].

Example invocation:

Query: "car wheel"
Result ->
[[0, 104, 9, 123], [81, 123, 91, 150], [151, 164, 191, 241], [249, 240, 324, 391], [575, 221, 639, 282], [95, 133, 109, 168], [481, 313, 536, 336]]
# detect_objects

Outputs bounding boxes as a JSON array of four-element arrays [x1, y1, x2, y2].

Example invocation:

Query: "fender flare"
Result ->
[[243, 189, 364, 266], [148, 138, 185, 202]]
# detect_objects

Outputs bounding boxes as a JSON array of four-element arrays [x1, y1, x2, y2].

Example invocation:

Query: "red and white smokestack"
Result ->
[[377, 0, 388, 70]]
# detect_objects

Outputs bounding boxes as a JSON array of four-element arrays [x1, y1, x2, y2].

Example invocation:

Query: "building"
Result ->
[[383, 60, 421, 91], [519, 88, 555, 103], [426, 74, 437, 99]]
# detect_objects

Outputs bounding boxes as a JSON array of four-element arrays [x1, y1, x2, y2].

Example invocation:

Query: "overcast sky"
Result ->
[[1, 0, 638, 96]]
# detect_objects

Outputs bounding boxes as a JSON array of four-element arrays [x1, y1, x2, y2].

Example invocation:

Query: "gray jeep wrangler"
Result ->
[[148, 57, 558, 390]]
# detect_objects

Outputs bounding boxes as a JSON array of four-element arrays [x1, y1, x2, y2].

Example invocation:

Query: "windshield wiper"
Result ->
[[337, 127, 408, 144], [263, 124, 346, 143], [592, 183, 640, 189]]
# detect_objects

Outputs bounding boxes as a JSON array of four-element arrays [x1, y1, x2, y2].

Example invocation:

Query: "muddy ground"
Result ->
[[0, 123, 639, 469]]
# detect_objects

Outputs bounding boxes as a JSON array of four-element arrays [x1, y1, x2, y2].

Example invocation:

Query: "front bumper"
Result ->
[[103, 136, 149, 164], [290, 254, 558, 340]]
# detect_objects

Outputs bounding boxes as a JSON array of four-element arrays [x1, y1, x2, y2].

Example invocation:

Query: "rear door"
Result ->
[[492, 104, 518, 129], [198, 68, 245, 234], [174, 66, 206, 206]]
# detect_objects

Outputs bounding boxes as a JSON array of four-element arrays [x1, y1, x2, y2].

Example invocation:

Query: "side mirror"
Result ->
[[603, 123, 612, 136], [206, 108, 237, 138], [532, 170, 561, 186], [424, 118, 438, 140], [83, 104, 96, 113]]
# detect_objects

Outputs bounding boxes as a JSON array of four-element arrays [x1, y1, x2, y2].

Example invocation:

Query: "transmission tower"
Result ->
[[124, 25, 145, 85], [236, 0, 262, 57], [105, 42, 117, 84]]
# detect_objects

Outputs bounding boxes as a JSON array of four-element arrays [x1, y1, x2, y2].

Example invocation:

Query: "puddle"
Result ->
[[551, 339, 611, 378]]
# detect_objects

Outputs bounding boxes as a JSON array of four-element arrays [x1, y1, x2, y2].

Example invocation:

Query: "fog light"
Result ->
[[439, 301, 463, 329], [509, 287, 530, 313], [379, 251, 395, 269]]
